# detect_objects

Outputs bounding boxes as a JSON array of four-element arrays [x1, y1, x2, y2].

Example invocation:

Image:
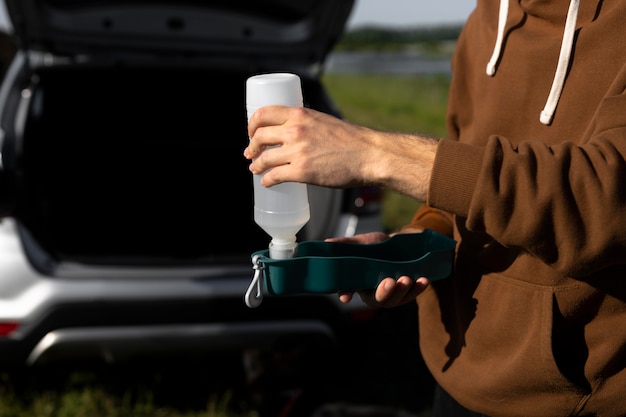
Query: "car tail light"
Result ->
[[339, 186, 384, 237], [346, 186, 383, 215], [349, 308, 379, 322], [0, 322, 19, 336]]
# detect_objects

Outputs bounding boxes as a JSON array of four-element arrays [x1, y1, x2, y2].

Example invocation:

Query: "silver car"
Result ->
[[0, 0, 385, 373]]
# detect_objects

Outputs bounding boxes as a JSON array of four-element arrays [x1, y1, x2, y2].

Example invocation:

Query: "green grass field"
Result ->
[[322, 73, 451, 232]]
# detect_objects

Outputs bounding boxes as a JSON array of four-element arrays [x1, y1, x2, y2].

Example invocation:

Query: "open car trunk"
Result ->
[[14, 63, 343, 266], [0, 0, 356, 268]]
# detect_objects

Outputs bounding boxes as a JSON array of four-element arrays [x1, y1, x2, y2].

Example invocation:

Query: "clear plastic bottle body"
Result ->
[[246, 73, 310, 259], [252, 174, 310, 241]]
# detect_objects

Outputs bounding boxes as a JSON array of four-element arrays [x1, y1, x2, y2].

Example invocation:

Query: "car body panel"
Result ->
[[5, 0, 354, 68]]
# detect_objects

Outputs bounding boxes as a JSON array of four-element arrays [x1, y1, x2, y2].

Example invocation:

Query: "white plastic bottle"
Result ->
[[246, 73, 310, 259]]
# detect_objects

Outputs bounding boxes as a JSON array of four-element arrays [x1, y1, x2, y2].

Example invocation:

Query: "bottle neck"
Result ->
[[269, 238, 297, 259]]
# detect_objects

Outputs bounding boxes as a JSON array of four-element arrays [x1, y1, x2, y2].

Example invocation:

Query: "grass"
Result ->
[[322, 73, 451, 232], [0, 360, 258, 417]]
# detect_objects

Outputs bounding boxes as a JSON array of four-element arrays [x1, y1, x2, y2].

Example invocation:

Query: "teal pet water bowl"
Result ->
[[245, 229, 456, 307]]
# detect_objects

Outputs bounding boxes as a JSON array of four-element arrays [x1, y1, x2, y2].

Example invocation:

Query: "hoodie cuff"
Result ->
[[428, 139, 484, 218], [400, 205, 454, 237]]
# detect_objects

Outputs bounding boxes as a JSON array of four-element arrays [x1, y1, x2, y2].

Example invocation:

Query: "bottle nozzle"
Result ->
[[269, 239, 298, 259]]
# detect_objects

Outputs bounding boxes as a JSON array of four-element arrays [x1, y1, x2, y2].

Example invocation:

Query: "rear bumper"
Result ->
[[27, 319, 335, 365], [0, 291, 357, 368], [0, 217, 376, 368]]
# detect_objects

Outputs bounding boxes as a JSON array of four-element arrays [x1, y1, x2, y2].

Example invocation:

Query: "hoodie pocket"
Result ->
[[420, 273, 589, 415], [472, 274, 589, 392]]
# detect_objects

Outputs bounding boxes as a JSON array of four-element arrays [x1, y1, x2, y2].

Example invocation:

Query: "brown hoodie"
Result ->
[[406, 0, 626, 415]]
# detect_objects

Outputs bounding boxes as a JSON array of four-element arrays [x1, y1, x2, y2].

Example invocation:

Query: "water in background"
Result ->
[[325, 50, 451, 75]]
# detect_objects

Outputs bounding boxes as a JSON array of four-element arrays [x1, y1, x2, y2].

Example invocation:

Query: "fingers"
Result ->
[[390, 226, 424, 236], [325, 231, 390, 245], [244, 105, 310, 186], [356, 276, 429, 308], [247, 105, 290, 139], [380, 276, 423, 306], [244, 105, 299, 159], [248, 146, 283, 178], [338, 292, 354, 304]]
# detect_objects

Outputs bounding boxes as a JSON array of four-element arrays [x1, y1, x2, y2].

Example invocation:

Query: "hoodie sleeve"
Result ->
[[429, 98, 626, 278], [400, 204, 454, 238]]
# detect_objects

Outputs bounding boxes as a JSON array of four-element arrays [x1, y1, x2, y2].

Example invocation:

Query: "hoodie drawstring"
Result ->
[[486, 0, 510, 76], [485, 0, 581, 125], [539, 0, 580, 125]]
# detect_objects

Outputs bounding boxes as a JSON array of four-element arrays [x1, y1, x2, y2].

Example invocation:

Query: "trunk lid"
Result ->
[[5, 0, 354, 69]]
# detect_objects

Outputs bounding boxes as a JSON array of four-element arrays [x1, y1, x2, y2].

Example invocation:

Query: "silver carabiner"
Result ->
[[245, 255, 264, 308]]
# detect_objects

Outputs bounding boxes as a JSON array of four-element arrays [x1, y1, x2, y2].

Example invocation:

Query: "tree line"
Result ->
[[335, 24, 464, 51]]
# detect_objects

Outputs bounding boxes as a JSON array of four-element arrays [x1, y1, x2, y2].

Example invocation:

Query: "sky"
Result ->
[[347, 0, 476, 29]]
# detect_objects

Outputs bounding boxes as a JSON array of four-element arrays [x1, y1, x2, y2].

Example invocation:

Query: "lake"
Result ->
[[325, 50, 452, 75]]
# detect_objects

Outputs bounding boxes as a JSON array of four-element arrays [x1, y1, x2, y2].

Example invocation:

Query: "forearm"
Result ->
[[365, 131, 439, 202], [246, 106, 440, 199]]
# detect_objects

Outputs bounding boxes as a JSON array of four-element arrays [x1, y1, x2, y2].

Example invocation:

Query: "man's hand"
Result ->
[[326, 229, 430, 308], [244, 105, 439, 202]]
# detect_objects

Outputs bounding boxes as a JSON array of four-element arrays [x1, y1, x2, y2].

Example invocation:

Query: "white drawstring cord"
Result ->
[[486, 0, 510, 76], [486, 0, 580, 125], [539, 0, 580, 125]]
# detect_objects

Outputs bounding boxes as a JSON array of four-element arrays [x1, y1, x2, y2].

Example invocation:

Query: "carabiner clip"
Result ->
[[245, 255, 264, 308]]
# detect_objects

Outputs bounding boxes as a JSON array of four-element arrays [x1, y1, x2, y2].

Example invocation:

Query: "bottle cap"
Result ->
[[246, 73, 303, 119], [269, 239, 298, 260]]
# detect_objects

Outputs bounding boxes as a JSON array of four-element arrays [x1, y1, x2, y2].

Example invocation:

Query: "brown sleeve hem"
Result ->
[[428, 139, 485, 217], [401, 205, 454, 237]]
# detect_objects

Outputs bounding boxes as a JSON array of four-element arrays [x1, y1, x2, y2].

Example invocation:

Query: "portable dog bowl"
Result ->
[[245, 229, 456, 307]]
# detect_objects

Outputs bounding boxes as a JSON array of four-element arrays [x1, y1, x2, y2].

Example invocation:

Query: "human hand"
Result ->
[[244, 105, 439, 202], [324, 231, 390, 245], [329, 229, 430, 308], [341, 276, 430, 308], [244, 105, 377, 189]]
